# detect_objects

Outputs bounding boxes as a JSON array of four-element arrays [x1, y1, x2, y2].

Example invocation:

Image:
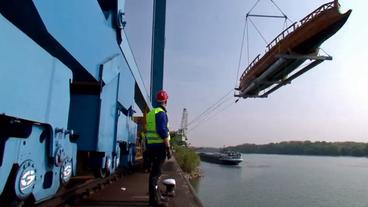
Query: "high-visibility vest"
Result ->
[[145, 107, 170, 145]]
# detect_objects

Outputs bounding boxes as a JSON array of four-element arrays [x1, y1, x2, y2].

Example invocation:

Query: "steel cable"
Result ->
[[235, 18, 248, 90], [187, 89, 233, 127], [188, 99, 235, 132]]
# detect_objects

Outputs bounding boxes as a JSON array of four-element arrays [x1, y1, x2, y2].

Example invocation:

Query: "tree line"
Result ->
[[226, 141, 368, 157]]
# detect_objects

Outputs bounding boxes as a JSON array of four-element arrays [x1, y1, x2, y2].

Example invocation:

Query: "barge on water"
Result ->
[[199, 151, 243, 165]]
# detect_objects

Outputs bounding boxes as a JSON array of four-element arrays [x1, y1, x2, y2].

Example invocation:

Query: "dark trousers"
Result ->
[[143, 150, 150, 171], [147, 145, 166, 204]]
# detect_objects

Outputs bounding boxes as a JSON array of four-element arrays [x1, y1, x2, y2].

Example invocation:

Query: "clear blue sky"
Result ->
[[125, 0, 368, 147]]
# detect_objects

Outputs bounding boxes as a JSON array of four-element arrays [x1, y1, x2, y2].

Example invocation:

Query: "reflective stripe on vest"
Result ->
[[145, 107, 170, 145]]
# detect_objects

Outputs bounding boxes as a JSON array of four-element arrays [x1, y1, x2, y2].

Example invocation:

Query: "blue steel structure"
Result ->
[[0, 0, 166, 205], [151, 0, 167, 107]]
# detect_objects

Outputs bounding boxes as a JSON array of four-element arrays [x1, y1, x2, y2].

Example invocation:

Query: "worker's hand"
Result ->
[[166, 147, 172, 160], [164, 138, 170, 148]]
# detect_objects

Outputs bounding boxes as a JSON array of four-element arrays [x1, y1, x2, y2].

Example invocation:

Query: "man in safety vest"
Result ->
[[146, 90, 171, 207]]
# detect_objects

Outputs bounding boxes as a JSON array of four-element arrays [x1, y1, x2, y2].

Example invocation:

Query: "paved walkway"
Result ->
[[73, 158, 203, 207]]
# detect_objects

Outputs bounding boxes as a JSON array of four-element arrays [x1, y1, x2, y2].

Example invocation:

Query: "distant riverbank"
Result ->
[[225, 141, 368, 157]]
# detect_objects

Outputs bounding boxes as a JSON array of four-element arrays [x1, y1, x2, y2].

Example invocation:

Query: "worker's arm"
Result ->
[[156, 111, 171, 159], [155, 111, 170, 144]]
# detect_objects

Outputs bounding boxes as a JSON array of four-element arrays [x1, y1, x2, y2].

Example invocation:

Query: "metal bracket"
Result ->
[[237, 53, 332, 99], [246, 14, 287, 19], [276, 54, 332, 61], [259, 59, 325, 97]]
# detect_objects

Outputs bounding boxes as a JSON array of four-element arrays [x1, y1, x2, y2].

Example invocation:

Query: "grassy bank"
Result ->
[[174, 145, 200, 176]]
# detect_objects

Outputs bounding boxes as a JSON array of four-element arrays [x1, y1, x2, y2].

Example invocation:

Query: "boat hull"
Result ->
[[237, 1, 352, 98], [199, 153, 243, 165]]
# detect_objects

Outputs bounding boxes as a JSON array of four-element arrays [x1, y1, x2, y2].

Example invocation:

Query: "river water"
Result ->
[[190, 154, 368, 207]]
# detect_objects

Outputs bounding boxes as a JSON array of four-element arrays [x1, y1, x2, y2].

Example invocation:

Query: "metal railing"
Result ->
[[300, 1, 336, 24], [266, 22, 298, 50], [240, 54, 260, 79], [240, 1, 336, 81]]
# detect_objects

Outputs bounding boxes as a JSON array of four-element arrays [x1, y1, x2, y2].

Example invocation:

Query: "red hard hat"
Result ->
[[156, 90, 169, 102]]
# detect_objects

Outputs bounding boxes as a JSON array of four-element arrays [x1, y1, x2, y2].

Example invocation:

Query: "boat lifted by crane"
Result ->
[[235, 0, 351, 99]]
